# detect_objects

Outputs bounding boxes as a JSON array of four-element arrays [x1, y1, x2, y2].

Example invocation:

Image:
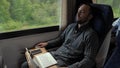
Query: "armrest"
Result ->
[[0, 56, 4, 68], [0, 48, 7, 68]]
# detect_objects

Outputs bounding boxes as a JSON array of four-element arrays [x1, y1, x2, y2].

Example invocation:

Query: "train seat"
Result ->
[[90, 4, 113, 68]]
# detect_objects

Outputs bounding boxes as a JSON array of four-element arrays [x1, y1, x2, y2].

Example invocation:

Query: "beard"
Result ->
[[76, 20, 87, 24]]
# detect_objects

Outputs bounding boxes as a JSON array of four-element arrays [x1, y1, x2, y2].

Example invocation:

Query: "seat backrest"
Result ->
[[91, 4, 113, 44], [90, 4, 113, 68]]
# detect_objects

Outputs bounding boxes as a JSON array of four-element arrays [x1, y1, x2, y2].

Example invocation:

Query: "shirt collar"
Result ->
[[75, 22, 90, 32]]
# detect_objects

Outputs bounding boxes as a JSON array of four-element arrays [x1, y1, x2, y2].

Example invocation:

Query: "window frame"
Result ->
[[0, 26, 59, 39], [92, 0, 96, 3]]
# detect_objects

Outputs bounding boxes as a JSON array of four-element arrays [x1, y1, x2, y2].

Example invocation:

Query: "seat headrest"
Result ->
[[90, 4, 113, 44]]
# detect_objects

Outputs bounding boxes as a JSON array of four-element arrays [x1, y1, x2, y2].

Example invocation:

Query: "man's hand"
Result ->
[[35, 42, 48, 48]]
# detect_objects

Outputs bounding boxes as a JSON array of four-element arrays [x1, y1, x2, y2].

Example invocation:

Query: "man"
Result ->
[[22, 3, 100, 68]]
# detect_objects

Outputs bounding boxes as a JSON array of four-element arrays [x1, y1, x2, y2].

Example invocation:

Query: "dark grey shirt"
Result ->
[[47, 23, 100, 68]]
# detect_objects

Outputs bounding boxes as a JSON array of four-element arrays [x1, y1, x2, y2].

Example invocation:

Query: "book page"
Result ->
[[33, 52, 57, 68]]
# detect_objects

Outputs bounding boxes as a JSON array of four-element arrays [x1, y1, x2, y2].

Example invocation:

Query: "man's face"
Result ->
[[76, 4, 92, 24]]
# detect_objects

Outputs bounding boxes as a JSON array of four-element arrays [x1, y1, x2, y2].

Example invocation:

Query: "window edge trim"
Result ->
[[0, 26, 59, 40]]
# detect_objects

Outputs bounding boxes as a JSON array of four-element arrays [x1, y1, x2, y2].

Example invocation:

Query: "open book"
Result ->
[[33, 52, 57, 68]]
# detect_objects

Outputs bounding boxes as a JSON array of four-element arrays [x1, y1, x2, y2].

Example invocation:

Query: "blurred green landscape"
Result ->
[[0, 0, 120, 33], [0, 0, 61, 33], [97, 0, 120, 17]]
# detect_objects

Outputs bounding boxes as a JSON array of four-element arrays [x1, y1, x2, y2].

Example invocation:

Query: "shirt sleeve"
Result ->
[[68, 31, 100, 68], [47, 24, 74, 48]]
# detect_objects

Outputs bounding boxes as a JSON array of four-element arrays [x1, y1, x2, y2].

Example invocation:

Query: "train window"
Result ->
[[0, 0, 61, 33], [96, 0, 120, 17]]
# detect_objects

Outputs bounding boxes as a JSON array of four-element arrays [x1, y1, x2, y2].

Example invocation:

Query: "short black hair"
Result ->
[[78, 2, 93, 15]]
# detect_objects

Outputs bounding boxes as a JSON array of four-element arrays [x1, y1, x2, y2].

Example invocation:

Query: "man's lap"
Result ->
[[21, 51, 67, 68], [50, 51, 68, 67]]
